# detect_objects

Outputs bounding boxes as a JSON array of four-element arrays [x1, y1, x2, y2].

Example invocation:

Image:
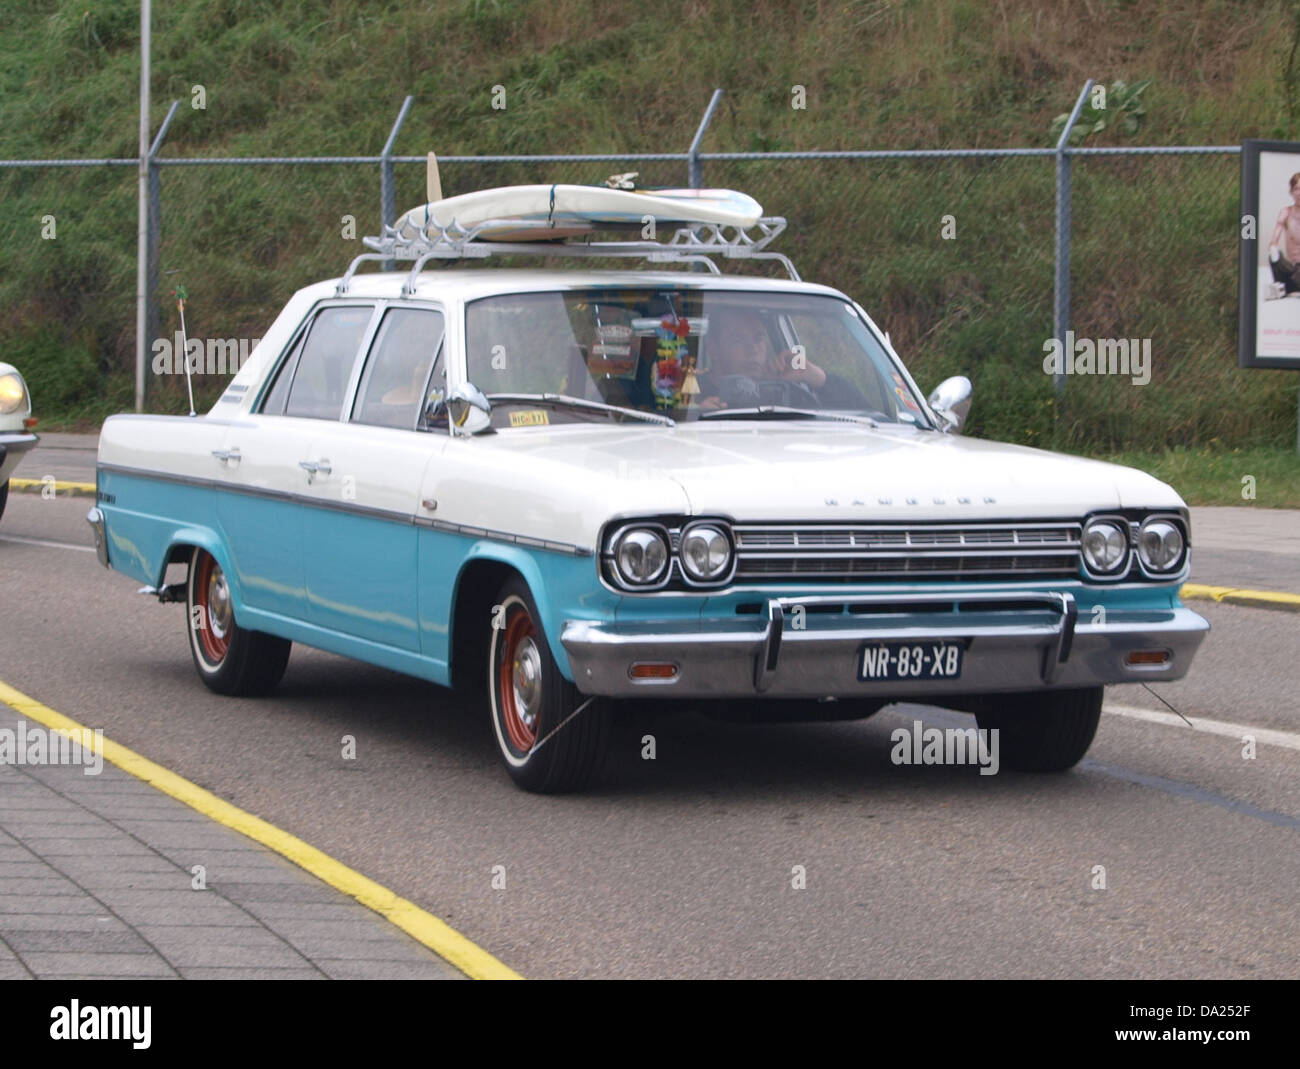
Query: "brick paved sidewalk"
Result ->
[[0, 705, 462, 980]]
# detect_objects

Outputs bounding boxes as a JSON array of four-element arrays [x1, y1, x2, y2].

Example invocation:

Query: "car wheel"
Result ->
[[0, 478, 8, 522], [186, 547, 291, 696], [488, 577, 609, 793], [975, 686, 1103, 772]]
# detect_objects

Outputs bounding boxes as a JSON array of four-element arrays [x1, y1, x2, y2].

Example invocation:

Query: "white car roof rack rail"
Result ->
[[336, 216, 799, 296]]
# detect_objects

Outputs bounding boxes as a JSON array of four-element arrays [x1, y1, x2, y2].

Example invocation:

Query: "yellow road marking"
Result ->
[[0, 678, 522, 980], [1181, 583, 1300, 613], [10, 478, 97, 495]]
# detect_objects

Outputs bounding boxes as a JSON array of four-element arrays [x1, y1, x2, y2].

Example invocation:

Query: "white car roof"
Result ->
[[318, 268, 849, 304]]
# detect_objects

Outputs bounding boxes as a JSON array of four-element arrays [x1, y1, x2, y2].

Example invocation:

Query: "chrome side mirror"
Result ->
[[444, 382, 494, 437], [927, 375, 972, 433]]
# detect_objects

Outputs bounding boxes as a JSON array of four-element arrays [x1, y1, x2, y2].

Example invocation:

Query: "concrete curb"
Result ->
[[1181, 583, 1300, 614], [10, 478, 96, 498]]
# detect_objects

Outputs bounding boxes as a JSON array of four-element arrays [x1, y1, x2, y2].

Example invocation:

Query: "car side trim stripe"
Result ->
[[96, 462, 593, 557], [412, 515, 591, 556]]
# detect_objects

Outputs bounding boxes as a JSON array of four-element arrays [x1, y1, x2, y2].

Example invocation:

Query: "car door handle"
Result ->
[[299, 458, 331, 475], [212, 448, 241, 465]]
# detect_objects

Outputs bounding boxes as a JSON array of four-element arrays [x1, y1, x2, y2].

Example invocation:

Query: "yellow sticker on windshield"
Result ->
[[509, 409, 549, 427]]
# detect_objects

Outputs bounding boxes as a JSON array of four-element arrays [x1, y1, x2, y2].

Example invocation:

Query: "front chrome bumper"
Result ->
[[561, 591, 1209, 699], [0, 430, 38, 482]]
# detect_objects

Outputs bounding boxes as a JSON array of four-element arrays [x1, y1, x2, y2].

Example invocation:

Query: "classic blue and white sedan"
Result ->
[[89, 212, 1207, 792]]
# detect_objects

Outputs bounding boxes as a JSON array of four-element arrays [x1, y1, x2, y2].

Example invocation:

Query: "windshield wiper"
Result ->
[[485, 392, 674, 427], [698, 405, 879, 428]]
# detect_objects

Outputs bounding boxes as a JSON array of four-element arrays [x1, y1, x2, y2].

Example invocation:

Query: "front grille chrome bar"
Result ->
[[732, 522, 1082, 582]]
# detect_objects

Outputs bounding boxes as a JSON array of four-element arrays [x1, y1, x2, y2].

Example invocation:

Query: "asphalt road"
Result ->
[[2, 492, 1298, 978]]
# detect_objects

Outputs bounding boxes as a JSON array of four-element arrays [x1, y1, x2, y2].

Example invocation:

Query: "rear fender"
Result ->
[[158, 529, 241, 612]]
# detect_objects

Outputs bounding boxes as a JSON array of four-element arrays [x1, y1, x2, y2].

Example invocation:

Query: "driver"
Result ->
[[697, 306, 825, 409]]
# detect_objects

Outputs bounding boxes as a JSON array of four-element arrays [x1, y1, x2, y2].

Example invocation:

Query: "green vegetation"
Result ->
[[1050, 79, 1152, 145], [2, 0, 1300, 461], [1099, 446, 1300, 507]]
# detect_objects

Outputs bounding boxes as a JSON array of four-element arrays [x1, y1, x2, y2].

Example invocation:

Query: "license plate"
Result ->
[[858, 641, 964, 681]]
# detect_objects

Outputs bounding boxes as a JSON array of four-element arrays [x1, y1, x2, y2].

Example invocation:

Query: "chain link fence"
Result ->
[[2, 112, 1282, 452]]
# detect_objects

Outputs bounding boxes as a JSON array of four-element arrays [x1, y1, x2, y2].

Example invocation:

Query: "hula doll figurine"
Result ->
[[680, 352, 701, 400]]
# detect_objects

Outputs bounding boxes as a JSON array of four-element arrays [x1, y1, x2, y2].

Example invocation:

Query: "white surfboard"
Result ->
[[393, 184, 764, 242]]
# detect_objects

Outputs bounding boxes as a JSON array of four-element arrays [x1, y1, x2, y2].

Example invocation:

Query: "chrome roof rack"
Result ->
[[336, 216, 799, 296]]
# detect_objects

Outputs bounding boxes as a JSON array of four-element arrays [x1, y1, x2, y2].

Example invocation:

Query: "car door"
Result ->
[[215, 302, 377, 625], [297, 305, 447, 653]]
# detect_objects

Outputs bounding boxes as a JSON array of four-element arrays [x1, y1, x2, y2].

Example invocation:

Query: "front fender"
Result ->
[[436, 536, 617, 682]]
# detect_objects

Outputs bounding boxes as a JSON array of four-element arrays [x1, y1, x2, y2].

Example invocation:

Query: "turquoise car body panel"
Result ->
[[97, 467, 623, 685]]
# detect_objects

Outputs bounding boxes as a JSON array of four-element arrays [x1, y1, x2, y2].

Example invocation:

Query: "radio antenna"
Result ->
[[171, 284, 195, 416]]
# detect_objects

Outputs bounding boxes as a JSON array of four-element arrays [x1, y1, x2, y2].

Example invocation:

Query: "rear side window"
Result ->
[[278, 306, 373, 420], [260, 327, 306, 415], [351, 308, 446, 429]]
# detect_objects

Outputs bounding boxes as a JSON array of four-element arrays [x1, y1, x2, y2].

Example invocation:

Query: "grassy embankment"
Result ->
[[1, 0, 1299, 495]]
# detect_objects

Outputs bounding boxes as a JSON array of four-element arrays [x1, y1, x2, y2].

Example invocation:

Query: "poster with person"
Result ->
[[1239, 138, 1300, 368]]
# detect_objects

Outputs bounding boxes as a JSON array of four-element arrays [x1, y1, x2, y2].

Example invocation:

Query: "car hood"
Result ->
[[476, 421, 1185, 523]]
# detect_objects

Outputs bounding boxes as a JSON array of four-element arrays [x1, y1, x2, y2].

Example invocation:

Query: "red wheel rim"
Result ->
[[194, 553, 233, 664], [498, 605, 541, 753]]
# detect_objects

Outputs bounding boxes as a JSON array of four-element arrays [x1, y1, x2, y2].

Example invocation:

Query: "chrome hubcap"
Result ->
[[207, 567, 232, 640], [511, 637, 541, 731]]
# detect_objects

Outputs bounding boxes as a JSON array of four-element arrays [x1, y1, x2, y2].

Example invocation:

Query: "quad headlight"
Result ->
[[0, 372, 29, 416], [612, 526, 669, 586], [1081, 518, 1128, 575], [679, 523, 733, 582], [605, 520, 736, 590], [1137, 518, 1185, 573]]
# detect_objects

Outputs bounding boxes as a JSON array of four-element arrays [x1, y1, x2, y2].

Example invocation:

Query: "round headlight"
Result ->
[[0, 373, 28, 415], [680, 524, 732, 582], [1138, 519, 1184, 572], [614, 528, 668, 586], [1081, 519, 1128, 575]]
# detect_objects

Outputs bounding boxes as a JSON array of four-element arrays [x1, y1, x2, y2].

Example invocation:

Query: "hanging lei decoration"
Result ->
[[652, 308, 691, 411]]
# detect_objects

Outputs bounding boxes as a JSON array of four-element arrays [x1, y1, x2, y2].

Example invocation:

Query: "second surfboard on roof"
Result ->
[[393, 183, 765, 243]]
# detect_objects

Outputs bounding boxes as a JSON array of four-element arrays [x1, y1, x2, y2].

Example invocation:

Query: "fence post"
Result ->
[[145, 100, 179, 388], [1053, 79, 1095, 396], [381, 96, 414, 271], [688, 89, 724, 188], [134, 0, 151, 412]]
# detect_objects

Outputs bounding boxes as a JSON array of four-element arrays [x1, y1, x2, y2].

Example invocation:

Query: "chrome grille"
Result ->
[[732, 522, 1082, 582]]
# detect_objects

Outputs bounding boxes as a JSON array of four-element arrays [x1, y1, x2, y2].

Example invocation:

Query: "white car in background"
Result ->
[[0, 362, 37, 522]]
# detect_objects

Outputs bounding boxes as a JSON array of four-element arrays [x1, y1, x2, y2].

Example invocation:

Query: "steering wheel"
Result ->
[[716, 375, 822, 409]]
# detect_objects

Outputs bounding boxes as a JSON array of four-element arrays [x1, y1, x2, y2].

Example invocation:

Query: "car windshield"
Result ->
[[464, 288, 929, 426]]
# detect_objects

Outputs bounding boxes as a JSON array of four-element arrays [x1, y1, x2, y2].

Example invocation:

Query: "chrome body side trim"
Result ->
[[96, 462, 593, 558]]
